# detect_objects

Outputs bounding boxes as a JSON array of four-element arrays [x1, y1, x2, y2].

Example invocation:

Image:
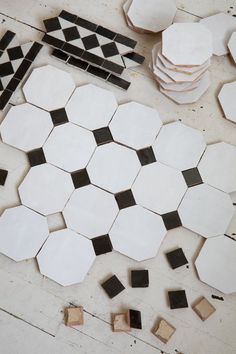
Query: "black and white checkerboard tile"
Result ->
[[43, 10, 144, 89], [0, 30, 42, 110]]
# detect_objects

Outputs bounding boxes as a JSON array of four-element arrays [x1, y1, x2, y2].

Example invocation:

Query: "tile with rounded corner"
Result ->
[[228, 32, 236, 64], [218, 81, 236, 123]]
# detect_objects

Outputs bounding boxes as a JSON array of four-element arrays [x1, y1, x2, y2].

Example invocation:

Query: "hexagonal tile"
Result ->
[[19, 164, 74, 216], [200, 13, 236, 56], [43, 123, 96, 172], [110, 205, 167, 261], [0, 103, 53, 152], [228, 32, 236, 64], [127, 0, 177, 33], [153, 122, 206, 171], [162, 23, 212, 66], [132, 162, 187, 214], [195, 236, 236, 294], [178, 184, 234, 238], [87, 142, 140, 193], [0, 206, 49, 261], [37, 229, 95, 286], [23, 65, 75, 111], [218, 81, 236, 123], [198, 142, 236, 193], [109, 101, 162, 150], [63, 185, 119, 238], [65, 84, 118, 130]]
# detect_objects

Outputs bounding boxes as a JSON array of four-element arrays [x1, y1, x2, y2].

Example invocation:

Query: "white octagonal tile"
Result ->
[[109, 101, 162, 150], [0, 205, 49, 261], [87, 142, 140, 193], [43, 122, 96, 172], [178, 184, 234, 238], [23, 65, 75, 111], [127, 0, 177, 33], [110, 205, 167, 261], [132, 161, 187, 214], [37, 229, 95, 286], [198, 142, 236, 193], [218, 81, 236, 123], [162, 23, 213, 66], [200, 13, 236, 56], [153, 122, 206, 171], [19, 163, 74, 216], [65, 84, 118, 130], [63, 185, 119, 238], [195, 236, 236, 294], [228, 32, 236, 64], [0, 103, 53, 152]]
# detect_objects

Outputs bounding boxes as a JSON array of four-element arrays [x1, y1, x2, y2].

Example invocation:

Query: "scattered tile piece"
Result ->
[[129, 309, 142, 329], [131, 269, 149, 288], [182, 168, 203, 187], [115, 189, 136, 210], [101, 275, 125, 298], [112, 312, 130, 332], [228, 32, 236, 64], [192, 297, 216, 321], [92, 235, 113, 256], [0, 169, 8, 186], [211, 295, 224, 301], [162, 211, 182, 230], [65, 306, 84, 326], [218, 81, 236, 123], [153, 318, 176, 343], [166, 248, 188, 269], [168, 290, 188, 309]]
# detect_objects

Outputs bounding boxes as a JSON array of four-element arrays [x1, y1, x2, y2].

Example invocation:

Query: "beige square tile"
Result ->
[[65, 306, 84, 326], [153, 318, 176, 344], [112, 312, 130, 332], [192, 297, 216, 321]]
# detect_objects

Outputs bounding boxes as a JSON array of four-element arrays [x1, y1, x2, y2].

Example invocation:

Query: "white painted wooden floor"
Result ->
[[0, 1, 236, 353]]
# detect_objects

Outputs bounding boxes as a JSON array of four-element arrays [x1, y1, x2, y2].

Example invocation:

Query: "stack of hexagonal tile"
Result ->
[[151, 23, 213, 104], [0, 64, 236, 294]]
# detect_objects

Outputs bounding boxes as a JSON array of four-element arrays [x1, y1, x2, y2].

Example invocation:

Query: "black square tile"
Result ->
[[71, 169, 90, 189], [93, 127, 113, 145], [52, 48, 69, 62], [7, 46, 24, 60], [101, 42, 119, 58], [162, 211, 182, 230], [59, 10, 77, 23], [50, 108, 68, 126], [92, 235, 113, 256], [82, 51, 104, 66], [87, 65, 109, 80], [0, 169, 8, 186], [101, 275, 125, 298], [0, 90, 13, 110], [107, 74, 130, 90], [115, 190, 136, 210], [6, 77, 20, 92], [76, 17, 97, 32], [137, 147, 156, 166], [182, 168, 203, 187], [96, 26, 116, 40], [62, 42, 84, 58], [42, 34, 64, 49], [129, 309, 142, 329], [43, 17, 61, 32], [0, 62, 14, 77], [25, 42, 43, 62], [63, 26, 80, 42], [27, 148, 46, 167], [68, 56, 88, 70], [0, 31, 15, 51], [14, 59, 31, 80], [168, 290, 188, 309], [102, 60, 124, 75], [82, 34, 100, 50], [131, 270, 149, 288], [114, 33, 136, 49], [166, 248, 188, 270]]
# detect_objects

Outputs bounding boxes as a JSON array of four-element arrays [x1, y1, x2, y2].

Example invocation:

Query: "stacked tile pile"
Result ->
[[151, 23, 213, 104]]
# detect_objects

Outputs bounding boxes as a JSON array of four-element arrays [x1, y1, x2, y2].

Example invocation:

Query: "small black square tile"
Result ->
[[59, 10, 77, 23], [42, 34, 64, 49], [101, 42, 119, 58], [44, 17, 61, 32], [0, 62, 14, 77], [129, 309, 142, 329], [162, 211, 182, 230], [96, 26, 116, 40], [131, 270, 149, 288], [115, 190, 136, 210], [68, 56, 88, 70], [182, 168, 203, 188], [71, 169, 90, 189], [114, 33, 136, 49], [137, 147, 156, 166], [0, 90, 13, 110], [0, 169, 8, 186], [166, 248, 188, 270], [93, 127, 113, 145], [82, 51, 104, 66], [62, 42, 84, 58], [101, 275, 125, 299], [6, 77, 20, 92], [25, 42, 43, 62], [0, 31, 15, 51], [107, 74, 130, 90], [76, 17, 97, 32], [14, 59, 31, 80], [87, 65, 109, 80], [92, 235, 113, 256], [63, 26, 80, 42], [82, 34, 100, 50], [168, 290, 188, 309], [102, 60, 124, 75], [52, 48, 69, 62], [27, 148, 46, 167], [50, 108, 68, 126], [7, 46, 24, 60]]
